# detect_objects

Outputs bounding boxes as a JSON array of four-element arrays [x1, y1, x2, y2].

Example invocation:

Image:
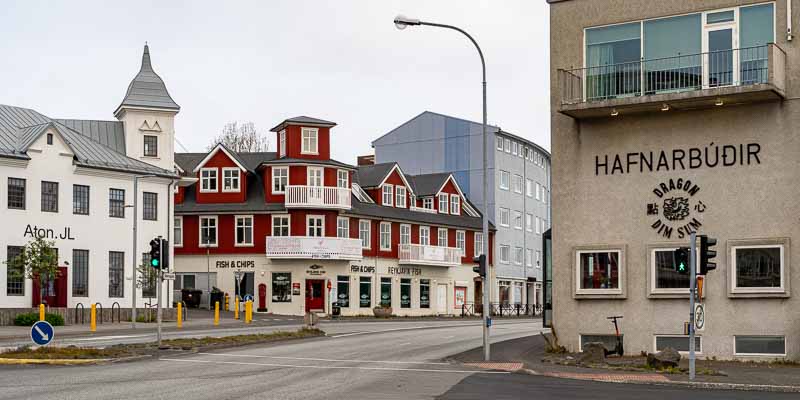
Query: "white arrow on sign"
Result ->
[[34, 325, 49, 341]]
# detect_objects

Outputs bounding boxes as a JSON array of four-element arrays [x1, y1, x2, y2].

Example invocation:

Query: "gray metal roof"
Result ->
[[55, 119, 125, 154], [406, 172, 452, 197], [175, 173, 284, 213], [115, 45, 180, 115], [270, 116, 337, 132], [0, 104, 175, 178], [353, 162, 397, 188]]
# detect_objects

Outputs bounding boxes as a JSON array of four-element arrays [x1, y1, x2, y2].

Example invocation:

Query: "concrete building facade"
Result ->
[[549, 0, 799, 359], [373, 111, 551, 308]]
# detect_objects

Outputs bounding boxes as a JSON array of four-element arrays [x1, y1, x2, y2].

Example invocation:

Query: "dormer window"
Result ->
[[301, 127, 319, 155], [222, 168, 240, 192], [279, 130, 286, 158], [450, 194, 460, 215], [46, 133, 53, 145], [200, 168, 217, 192], [423, 197, 434, 210], [143, 135, 158, 157], [438, 193, 449, 214], [395, 186, 407, 208], [382, 184, 394, 206]]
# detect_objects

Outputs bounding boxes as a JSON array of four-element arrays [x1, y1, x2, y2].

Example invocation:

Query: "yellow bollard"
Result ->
[[245, 300, 252, 324], [234, 296, 240, 320], [177, 302, 183, 329], [39, 303, 45, 321], [214, 301, 220, 326], [90, 304, 97, 332], [224, 294, 230, 311]]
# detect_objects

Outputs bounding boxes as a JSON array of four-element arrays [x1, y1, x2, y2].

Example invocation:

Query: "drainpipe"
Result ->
[[789, 0, 794, 41]]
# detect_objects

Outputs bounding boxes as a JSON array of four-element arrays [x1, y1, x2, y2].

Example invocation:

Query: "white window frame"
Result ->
[[199, 215, 218, 247], [513, 174, 523, 194], [279, 130, 286, 157], [235, 215, 254, 247], [272, 214, 290, 237], [222, 167, 241, 193], [575, 249, 624, 295], [474, 232, 484, 257], [307, 167, 323, 187], [499, 245, 510, 264], [420, 226, 430, 246], [272, 166, 288, 194], [654, 335, 704, 355], [535, 216, 541, 234], [542, 186, 548, 204], [503, 138, 511, 153], [514, 247, 523, 265], [496, 136, 503, 150], [409, 194, 416, 208], [499, 208, 510, 227], [359, 220, 371, 249], [456, 230, 466, 256], [379, 222, 392, 251], [337, 217, 350, 238], [395, 186, 407, 208], [437, 228, 448, 247], [450, 194, 460, 215], [200, 168, 217, 193], [174, 216, 183, 247], [382, 184, 394, 206], [649, 247, 699, 295], [301, 127, 319, 155], [514, 211, 522, 230], [526, 179, 534, 197], [337, 169, 349, 189], [731, 244, 786, 294], [526, 249, 533, 266], [536, 250, 542, 267], [535, 182, 541, 201], [526, 213, 533, 232], [423, 197, 434, 210], [733, 335, 787, 357], [512, 141, 518, 155], [400, 224, 411, 245], [307, 215, 324, 237], [438, 193, 449, 214], [499, 171, 510, 190]]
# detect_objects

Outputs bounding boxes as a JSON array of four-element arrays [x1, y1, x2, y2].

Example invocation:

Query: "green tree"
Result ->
[[4, 237, 59, 306]]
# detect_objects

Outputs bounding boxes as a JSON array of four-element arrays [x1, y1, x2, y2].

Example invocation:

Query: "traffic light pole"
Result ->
[[156, 236, 163, 348], [689, 232, 697, 381]]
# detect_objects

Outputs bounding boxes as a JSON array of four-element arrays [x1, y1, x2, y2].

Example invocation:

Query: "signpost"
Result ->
[[30, 320, 54, 346], [689, 232, 697, 381]]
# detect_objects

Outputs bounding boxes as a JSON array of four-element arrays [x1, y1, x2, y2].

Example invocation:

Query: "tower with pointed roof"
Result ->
[[115, 44, 179, 172]]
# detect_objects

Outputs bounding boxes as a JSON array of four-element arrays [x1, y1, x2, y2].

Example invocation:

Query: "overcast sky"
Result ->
[[1, 0, 550, 163]]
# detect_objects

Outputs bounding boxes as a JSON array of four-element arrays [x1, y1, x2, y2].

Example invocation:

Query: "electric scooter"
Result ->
[[605, 315, 624, 357]]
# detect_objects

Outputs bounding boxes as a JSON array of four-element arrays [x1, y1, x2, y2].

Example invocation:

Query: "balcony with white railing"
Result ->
[[266, 236, 363, 260], [285, 185, 351, 210], [558, 44, 786, 119], [398, 243, 462, 267]]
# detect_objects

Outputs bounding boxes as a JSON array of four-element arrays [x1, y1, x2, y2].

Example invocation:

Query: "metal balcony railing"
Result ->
[[559, 44, 785, 105], [398, 243, 462, 267], [285, 185, 351, 209]]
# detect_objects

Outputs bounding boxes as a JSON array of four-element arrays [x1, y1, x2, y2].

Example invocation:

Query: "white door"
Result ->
[[702, 13, 738, 88], [436, 285, 448, 314], [307, 167, 323, 204]]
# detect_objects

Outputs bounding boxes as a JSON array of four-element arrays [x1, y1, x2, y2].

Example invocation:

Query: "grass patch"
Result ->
[[162, 328, 324, 349], [0, 345, 135, 360]]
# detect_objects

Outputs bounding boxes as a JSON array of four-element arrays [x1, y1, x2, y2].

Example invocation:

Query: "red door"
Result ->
[[32, 267, 68, 307], [305, 280, 324, 311], [258, 284, 267, 311]]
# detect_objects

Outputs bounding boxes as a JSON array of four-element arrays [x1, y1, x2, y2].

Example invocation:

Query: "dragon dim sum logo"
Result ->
[[646, 178, 707, 239]]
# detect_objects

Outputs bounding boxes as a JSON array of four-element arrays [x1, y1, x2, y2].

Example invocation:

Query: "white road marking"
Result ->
[[73, 334, 151, 341], [328, 324, 473, 338], [161, 358, 509, 374], [197, 352, 450, 365]]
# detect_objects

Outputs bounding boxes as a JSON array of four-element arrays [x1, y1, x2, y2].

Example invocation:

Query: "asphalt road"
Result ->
[[1, 319, 794, 399]]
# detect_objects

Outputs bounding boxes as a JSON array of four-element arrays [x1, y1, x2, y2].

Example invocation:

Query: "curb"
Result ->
[[0, 358, 108, 365], [520, 368, 800, 393]]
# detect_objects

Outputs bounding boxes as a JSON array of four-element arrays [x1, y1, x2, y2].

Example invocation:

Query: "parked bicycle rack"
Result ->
[[111, 302, 121, 323], [95, 303, 103, 324], [74, 303, 85, 324]]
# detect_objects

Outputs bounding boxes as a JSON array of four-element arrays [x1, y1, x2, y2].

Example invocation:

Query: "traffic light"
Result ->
[[699, 235, 717, 275], [673, 247, 690, 275], [160, 239, 169, 271], [472, 254, 486, 277], [149, 238, 161, 269]]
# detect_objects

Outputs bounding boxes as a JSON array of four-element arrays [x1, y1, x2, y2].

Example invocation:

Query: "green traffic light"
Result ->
[[678, 262, 686, 272], [151, 259, 159, 267]]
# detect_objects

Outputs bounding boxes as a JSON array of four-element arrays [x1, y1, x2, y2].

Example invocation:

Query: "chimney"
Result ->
[[357, 155, 375, 166]]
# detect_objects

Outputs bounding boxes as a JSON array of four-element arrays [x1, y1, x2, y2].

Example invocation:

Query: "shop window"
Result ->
[[272, 272, 291, 303], [360, 276, 372, 308], [650, 248, 694, 294], [337, 275, 349, 307], [454, 286, 467, 308], [72, 249, 89, 297], [400, 278, 411, 309], [732, 244, 785, 294], [380, 277, 392, 307], [735, 336, 786, 356], [420, 279, 430, 308], [499, 281, 511, 304], [576, 250, 622, 294]]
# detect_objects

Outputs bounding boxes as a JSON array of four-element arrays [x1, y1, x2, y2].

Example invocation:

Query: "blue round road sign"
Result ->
[[30, 320, 55, 346], [243, 294, 254, 302]]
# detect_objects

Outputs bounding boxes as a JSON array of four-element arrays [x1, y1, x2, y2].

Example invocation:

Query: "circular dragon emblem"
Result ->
[[647, 178, 707, 239]]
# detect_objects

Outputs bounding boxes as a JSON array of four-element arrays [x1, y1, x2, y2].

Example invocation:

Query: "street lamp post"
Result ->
[[394, 15, 491, 361], [128, 174, 156, 328]]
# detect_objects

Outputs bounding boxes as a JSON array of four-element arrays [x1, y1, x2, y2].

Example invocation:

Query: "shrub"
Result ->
[[14, 312, 64, 327]]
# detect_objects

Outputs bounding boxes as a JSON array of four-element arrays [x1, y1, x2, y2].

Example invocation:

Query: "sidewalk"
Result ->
[[447, 335, 800, 392]]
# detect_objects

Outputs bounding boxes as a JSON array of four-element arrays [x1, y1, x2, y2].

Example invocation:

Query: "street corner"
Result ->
[[461, 361, 524, 372]]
